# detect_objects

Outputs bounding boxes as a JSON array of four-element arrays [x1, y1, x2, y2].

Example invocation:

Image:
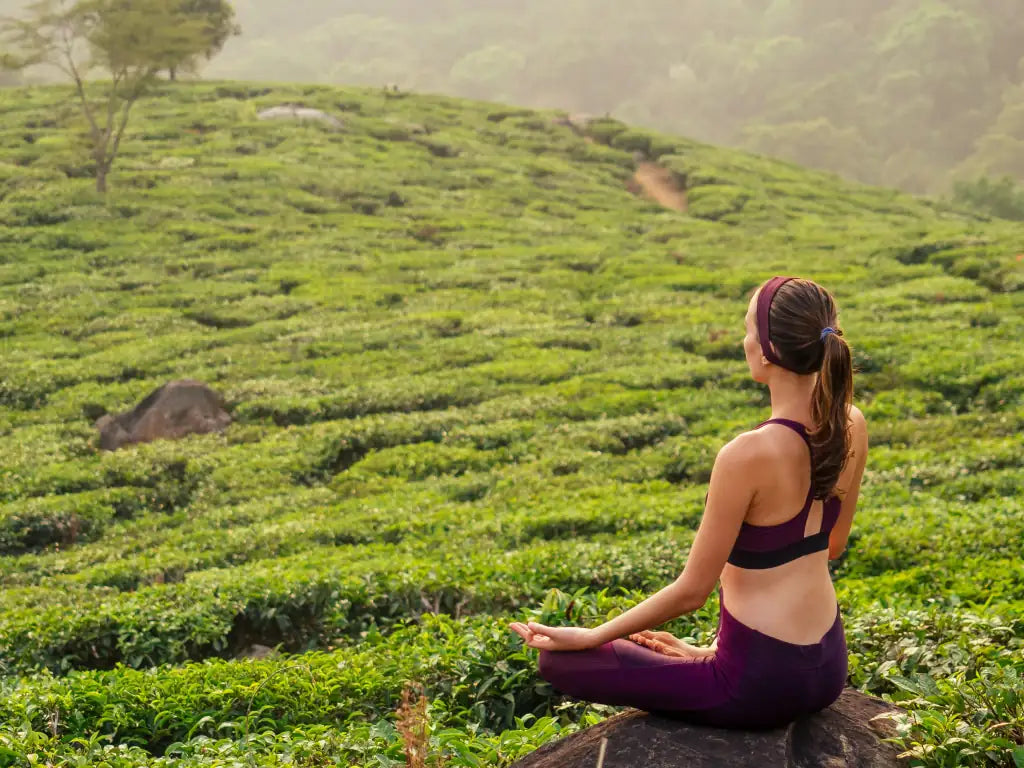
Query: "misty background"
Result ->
[[3, 0, 1022, 196]]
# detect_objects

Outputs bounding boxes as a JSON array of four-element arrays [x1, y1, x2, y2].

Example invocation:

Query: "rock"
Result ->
[[96, 379, 231, 451], [257, 105, 343, 129], [510, 689, 903, 768], [158, 156, 196, 169], [238, 644, 277, 660]]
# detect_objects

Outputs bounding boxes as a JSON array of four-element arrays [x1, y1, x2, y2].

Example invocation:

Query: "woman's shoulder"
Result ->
[[847, 403, 868, 452], [717, 425, 779, 465], [847, 403, 868, 438], [720, 406, 867, 460]]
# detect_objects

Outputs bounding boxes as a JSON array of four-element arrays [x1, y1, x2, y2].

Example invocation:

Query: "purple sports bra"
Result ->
[[726, 418, 842, 570]]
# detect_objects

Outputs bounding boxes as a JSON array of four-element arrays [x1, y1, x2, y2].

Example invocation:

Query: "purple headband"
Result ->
[[757, 276, 796, 368]]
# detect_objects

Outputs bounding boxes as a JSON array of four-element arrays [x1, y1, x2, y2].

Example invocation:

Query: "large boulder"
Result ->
[[511, 689, 903, 768], [96, 379, 231, 451], [257, 105, 343, 129]]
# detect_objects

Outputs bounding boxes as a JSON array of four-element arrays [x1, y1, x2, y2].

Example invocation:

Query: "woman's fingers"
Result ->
[[645, 631, 682, 646], [629, 633, 697, 658], [630, 634, 669, 653], [630, 632, 668, 647], [509, 622, 553, 649], [632, 630, 678, 646], [508, 622, 533, 641], [514, 622, 596, 652]]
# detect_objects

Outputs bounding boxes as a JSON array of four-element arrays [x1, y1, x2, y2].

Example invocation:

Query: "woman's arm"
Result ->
[[586, 578, 702, 646], [829, 405, 868, 559], [513, 435, 759, 651]]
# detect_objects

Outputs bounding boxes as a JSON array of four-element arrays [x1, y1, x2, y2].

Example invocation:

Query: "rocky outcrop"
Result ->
[[96, 379, 231, 451], [511, 689, 903, 768], [257, 106, 343, 129]]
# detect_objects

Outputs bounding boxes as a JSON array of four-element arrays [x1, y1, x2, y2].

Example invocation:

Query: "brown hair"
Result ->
[[764, 279, 854, 499]]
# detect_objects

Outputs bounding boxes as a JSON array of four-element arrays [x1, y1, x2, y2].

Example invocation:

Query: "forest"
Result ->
[[4, 1, 1022, 199], [9, 0, 1021, 198]]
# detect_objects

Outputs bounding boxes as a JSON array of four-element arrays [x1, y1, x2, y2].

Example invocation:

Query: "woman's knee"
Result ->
[[537, 649, 558, 682], [537, 644, 618, 687]]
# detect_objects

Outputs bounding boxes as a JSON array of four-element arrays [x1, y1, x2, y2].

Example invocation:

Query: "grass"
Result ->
[[0, 79, 1021, 767]]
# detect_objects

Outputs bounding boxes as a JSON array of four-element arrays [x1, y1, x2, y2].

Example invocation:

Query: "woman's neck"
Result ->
[[767, 370, 817, 425]]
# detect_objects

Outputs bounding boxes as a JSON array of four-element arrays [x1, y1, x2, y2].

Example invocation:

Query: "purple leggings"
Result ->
[[537, 596, 847, 729]]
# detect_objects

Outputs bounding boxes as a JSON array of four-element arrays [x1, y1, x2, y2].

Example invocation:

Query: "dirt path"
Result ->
[[632, 161, 688, 213]]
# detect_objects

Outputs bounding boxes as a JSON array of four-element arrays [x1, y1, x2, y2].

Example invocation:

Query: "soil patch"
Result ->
[[632, 161, 688, 213]]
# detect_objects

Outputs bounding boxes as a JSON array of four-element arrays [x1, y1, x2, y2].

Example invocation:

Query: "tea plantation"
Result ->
[[0, 82, 1021, 767]]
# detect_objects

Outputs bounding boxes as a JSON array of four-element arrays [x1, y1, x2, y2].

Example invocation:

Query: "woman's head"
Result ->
[[744, 277, 854, 499]]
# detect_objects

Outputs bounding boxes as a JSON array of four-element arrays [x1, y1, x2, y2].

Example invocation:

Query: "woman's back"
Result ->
[[512, 276, 870, 729], [720, 409, 868, 645]]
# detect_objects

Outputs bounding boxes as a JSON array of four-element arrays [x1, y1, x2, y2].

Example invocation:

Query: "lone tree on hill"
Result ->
[[164, 0, 239, 80], [0, 0, 239, 193]]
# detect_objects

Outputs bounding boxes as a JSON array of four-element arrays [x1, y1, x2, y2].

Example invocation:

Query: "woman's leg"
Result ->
[[537, 638, 733, 715]]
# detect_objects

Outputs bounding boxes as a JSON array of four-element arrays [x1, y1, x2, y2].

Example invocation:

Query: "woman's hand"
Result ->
[[628, 630, 716, 659], [631, 630, 688, 650], [509, 621, 598, 652]]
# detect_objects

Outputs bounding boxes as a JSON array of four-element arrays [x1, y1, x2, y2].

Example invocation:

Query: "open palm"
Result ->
[[509, 621, 597, 651]]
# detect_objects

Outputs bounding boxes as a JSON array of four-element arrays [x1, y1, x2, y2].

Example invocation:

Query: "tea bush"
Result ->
[[0, 80, 1021, 766]]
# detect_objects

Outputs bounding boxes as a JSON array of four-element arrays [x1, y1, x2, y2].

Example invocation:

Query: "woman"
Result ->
[[509, 276, 869, 729]]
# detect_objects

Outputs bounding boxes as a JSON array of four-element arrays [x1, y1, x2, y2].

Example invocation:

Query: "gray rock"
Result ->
[[96, 379, 231, 451], [510, 689, 903, 768], [238, 644, 277, 660], [257, 106, 343, 129]]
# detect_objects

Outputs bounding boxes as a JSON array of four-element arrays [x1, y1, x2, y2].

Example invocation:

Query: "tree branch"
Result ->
[[107, 69, 145, 166], [59, 14, 100, 146]]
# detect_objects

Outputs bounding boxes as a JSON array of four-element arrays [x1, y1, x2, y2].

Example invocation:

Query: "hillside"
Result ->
[[4, 1, 1024, 195], [0, 82, 1022, 766]]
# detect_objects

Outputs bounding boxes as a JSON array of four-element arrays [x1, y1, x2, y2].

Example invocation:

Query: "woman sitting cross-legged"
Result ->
[[509, 276, 869, 729]]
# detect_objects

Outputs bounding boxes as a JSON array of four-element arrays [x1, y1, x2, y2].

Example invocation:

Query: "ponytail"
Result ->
[[809, 330, 853, 499], [761, 278, 854, 500]]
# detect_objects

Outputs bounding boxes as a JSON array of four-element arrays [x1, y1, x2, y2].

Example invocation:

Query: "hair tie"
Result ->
[[820, 327, 837, 342]]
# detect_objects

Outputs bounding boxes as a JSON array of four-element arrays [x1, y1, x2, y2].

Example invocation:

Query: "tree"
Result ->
[[450, 45, 526, 102], [1, 0, 235, 192], [958, 81, 1024, 182], [165, 0, 239, 80], [741, 117, 875, 184], [952, 175, 1024, 221]]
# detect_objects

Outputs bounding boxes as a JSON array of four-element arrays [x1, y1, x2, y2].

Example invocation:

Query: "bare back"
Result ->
[[719, 406, 868, 644]]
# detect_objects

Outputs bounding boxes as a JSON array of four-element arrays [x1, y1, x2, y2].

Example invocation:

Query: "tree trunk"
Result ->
[[96, 164, 108, 194], [169, 66, 177, 81]]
